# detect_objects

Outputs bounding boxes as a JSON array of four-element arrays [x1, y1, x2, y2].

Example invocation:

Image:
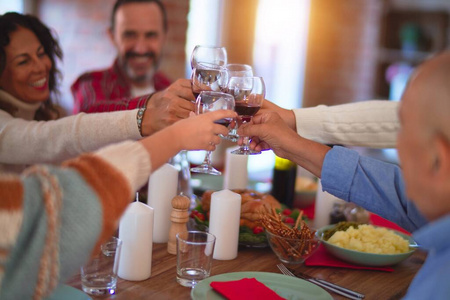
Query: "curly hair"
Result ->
[[0, 12, 63, 120]]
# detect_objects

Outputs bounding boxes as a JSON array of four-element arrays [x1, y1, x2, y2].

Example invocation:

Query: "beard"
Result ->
[[119, 51, 160, 84]]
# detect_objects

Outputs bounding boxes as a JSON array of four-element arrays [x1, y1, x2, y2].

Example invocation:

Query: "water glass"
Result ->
[[176, 231, 216, 287], [81, 236, 122, 296]]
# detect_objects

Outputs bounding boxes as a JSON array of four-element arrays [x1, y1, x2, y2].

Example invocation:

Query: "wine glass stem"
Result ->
[[240, 120, 250, 151], [242, 136, 250, 151], [202, 151, 213, 167]]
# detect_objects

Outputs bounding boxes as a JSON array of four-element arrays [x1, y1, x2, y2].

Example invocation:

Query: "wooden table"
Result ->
[[67, 242, 426, 300]]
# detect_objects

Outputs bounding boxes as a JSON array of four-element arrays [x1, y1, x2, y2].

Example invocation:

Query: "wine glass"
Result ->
[[191, 62, 228, 99], [222, 64, 254, 142], [190, 91, 235, 175], [229, 76, 265, 155], [190, 45, 227, 69], [225, 63, 253, 78]]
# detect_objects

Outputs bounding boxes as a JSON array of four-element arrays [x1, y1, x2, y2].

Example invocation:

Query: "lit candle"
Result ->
[[118, 201, 154, 281], [223, 147, 248, 190], [147, 163, 178, 243], [209, 189, 241, 260]]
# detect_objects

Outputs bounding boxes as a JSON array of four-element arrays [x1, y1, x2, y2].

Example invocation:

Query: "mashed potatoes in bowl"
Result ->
[[317, 223, 417, 266]]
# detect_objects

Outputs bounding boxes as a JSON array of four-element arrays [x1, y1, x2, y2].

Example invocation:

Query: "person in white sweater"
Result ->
[[262, 100, 399, 149], [0, 12, 196, 174]]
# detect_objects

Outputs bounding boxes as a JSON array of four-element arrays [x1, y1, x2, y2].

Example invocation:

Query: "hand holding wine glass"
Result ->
[[228, 76, 265, 155], [190, 91, 235, 175]]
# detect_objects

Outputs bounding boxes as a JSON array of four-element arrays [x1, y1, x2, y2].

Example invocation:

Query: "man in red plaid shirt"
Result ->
[[71, 0, 194, 135]]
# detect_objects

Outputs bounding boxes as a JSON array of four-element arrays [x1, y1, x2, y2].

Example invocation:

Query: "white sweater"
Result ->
[[293, 100, 399, 149], [0, 90, 142, 173]]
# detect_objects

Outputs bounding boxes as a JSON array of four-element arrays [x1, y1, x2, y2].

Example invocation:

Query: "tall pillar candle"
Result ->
[[314, 179, 346, 229], [118, 202, 154, 281], [223, 147, 248, 190], [147, 163, 178, 243], [208, 189, 241, 260]]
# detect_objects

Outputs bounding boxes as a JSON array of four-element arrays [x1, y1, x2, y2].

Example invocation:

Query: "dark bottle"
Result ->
[[271, 156, 297, 208], [329, 202, 347, 224]]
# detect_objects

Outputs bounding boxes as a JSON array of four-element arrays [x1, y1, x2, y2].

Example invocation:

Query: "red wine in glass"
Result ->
[[234, 103, 261, 123], [229, 77, 265, 155], [190, 91, 235, 175], [214, 118, 232, 128]]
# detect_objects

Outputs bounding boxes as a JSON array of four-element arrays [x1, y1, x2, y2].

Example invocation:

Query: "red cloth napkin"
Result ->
[[369, 214, 411, 235], [304, 244, 394, 272], [210, 278, 286, 300]]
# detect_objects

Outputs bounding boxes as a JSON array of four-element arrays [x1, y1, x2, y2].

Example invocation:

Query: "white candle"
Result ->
[[147, 163, 178, 243], [208, 189, 241, 260], [118, 202, 154, 281], [223, 147, 248, 190], [313, 179, 346, 229]]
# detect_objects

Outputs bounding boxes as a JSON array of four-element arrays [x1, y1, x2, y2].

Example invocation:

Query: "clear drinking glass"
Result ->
[[228, 76, 265, 155], [176, 231, 216, 287], [190, 91, 235, 175], [190, 45, 227, 69], [81, 237, 122, 296], [222, 64, 254, 142]]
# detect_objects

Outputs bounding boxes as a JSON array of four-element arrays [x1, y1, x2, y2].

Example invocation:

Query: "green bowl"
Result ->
[[316, 224, 418, 266]]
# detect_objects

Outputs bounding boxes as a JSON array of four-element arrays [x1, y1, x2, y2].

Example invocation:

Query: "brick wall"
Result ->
[[302, 0, 384, 107], [38, 0, 189, 112]]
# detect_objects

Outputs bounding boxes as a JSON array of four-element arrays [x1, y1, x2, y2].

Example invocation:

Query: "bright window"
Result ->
[[253, 0, 310, 109], [0, 1, 24, 14], [186, 0, 311, 182], [185, 0, 224, 76]]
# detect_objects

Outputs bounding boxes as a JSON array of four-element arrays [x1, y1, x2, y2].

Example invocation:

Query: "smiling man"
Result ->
[[71, 0, 195, 135], [71, 0, 171, 111], [108, 0, 168, 95]]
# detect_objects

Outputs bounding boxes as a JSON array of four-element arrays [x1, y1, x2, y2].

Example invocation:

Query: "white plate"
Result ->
[[191, 271, 332, 300]]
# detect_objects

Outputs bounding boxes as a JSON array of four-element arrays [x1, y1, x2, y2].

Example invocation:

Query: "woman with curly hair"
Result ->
[[0, 12, 177, 174]]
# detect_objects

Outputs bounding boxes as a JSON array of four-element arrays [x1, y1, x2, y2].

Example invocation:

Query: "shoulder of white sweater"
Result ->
[[293, 100, 399, 124]]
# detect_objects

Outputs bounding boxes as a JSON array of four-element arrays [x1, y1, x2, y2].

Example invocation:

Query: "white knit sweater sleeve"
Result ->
[[0, 109, 141, 164], [292, 100, 400, 148], [93, 140, 152, 195]]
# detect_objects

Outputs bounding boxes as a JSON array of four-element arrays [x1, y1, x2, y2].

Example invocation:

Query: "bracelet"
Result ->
[[136, 107, 146, 137]]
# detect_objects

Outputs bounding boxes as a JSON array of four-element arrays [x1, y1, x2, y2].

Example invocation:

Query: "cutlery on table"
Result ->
[[277, 263, 365, 300]]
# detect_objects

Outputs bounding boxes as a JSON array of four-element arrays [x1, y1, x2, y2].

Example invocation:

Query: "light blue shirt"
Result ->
[[321, 146, 450, 300]]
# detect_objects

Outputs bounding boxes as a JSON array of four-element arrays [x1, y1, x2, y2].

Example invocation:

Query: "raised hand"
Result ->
[[175, 109, 237, 152], [138, 109, 237, 174], [238, 111, 330, 178], [141, 79, 196, 135], [237, 111, 297, 158], [260, 100, 297, 131]]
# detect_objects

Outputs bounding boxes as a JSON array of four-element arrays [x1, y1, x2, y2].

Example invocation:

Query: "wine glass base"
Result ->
[[231, 148, 261, 155], [190, 165, 222, 176]]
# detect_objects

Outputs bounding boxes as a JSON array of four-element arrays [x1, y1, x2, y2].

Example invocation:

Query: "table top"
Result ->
[[67, 242, 426, 300]]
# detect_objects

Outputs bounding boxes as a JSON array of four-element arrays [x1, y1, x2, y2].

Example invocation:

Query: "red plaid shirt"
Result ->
[[71, 59, 171, 114]]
